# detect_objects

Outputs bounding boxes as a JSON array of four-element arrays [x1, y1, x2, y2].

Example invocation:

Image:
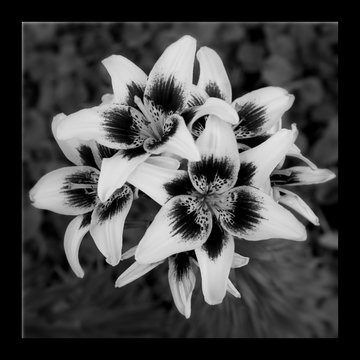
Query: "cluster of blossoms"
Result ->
[[29, 35, 335, 318]]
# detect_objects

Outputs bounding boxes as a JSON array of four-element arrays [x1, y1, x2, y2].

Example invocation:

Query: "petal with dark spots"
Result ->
[[144, 35, 196, 115], [29, 166, 99, 216], [135, 195, 213, 264], [188, 115, 240, 195], [186, 84, 208, 108], [97, 149, 150, 202], [236, 128, 295, 189], [232, 87, 295, 138], [56, 103, 148, 150], [271, 166, 336, 186], [101, 105, 148, 148], [168, 256, 196, 318], [52, 113, 99, 167], [127, 161, 188, 205], [218, 185, 307, 241], [77, 144, 99, 169], [163, 172, 194, 198], [90, 185, 133, 266], [197, 47, 232, 103], [195, 232, 234, 305], [101, 54, 147, 106], [143, 114, 200, 161]]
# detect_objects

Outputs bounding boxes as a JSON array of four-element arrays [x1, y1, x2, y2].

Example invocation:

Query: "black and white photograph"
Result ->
[[23, 22, 338, 338]]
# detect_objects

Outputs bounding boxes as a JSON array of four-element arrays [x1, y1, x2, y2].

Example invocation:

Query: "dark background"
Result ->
[[23, 22, 338, 338]]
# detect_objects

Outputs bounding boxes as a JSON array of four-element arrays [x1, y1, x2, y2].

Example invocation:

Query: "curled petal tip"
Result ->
[[29, 188, 35, 203], [184, 309, 191, 319], [114, 279, 123, 288], [115, 274, 128, 288], [101, 54, 115, 65], [287, 94, 295, 107], [55, 120, 67, 140], [326, 170, 337, 181], [106, 257, 120, 267], [76, 270, 85, 279], [179, 34, 196, 43], [204, 296, 224, 306]]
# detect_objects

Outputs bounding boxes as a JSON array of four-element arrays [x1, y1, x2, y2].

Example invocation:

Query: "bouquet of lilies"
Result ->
[[29, 35, 335, 319]]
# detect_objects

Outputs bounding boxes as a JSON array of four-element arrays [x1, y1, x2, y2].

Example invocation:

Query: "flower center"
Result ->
[[192, 190, 228, 220], [134, 96, 164, 141]]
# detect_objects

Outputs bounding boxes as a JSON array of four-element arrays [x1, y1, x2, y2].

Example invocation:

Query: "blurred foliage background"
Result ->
[[22, 22, 338, 338]]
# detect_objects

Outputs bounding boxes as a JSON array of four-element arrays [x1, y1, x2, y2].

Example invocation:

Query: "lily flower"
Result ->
[[186, 47, 325, 170], [55, 35, 238, 202], [186, 46, 336, 226], [29, 113, 180, 278], [127, 115, 306, 305], [186, 46, 294, 144], [115, 246, 249, 319]]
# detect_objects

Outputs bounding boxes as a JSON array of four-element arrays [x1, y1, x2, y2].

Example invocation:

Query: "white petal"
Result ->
[[145, 155, 180, 169], [102, 55, 147, 105], [121, 245, 137, 260], [90, 185, 133, 266], [100, 93, 114, 105], [219, 185, 307, 241], [226, 279, 241, 298], [115, 260, 163, 288], [97, 150, 150, 202], [268, 118, 282, 135], [277, 188, 320, 226], [197, 46, 232, 103], [195, 234, 235, 305], [143, 114, 201, 161], [238, 128, 295, 189], [271, 166, 336, 186], [127, 161, 188, 205], [168, 258, 196, 319], [52, 113, 82, 165], [56, 103, 147, 150], [187, 97, 239, 135], [188, 115, 240, 195], [55, 105, 108, 142], [287, 144, 318, 170], [231, 253, 250, 268], [232, 86, 295, 138], [91, 142, 119, 170], [52, 113, 101, 167], [135, 195, 213, 264], [144, 35, 196, 114], [29, 166, 99, 216], [64, 214, 91, 278]]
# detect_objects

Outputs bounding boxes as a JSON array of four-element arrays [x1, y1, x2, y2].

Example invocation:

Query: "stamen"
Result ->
[[134, 95, 162, 140], [67, 183, 97, 191], [134, 95, 152, 121]]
